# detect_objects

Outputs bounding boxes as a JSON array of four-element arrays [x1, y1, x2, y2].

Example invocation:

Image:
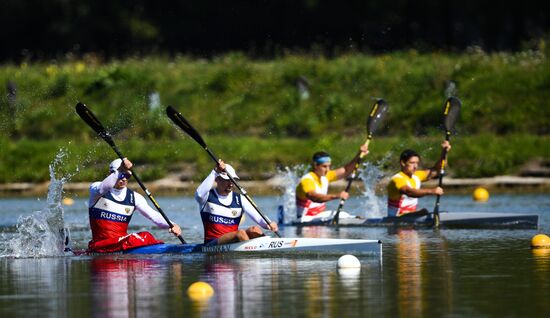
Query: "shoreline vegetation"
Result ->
[[1, 135, 549, 184], [1, 176, 550, 198], [1, 50, 549, 187]]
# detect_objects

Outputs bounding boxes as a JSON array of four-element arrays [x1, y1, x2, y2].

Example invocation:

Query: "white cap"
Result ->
[[109, 158, 122, 173], [216, 164, 239, 180]]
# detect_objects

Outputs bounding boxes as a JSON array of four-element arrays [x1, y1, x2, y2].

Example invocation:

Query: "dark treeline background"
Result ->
[[2, 0, 549, 62]]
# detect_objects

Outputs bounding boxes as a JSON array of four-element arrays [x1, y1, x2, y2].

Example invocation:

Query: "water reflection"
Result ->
[[395, 229, 424, 316], [337, 267, 361, 289], [392, 228, 455, 317], [0, 254, 380, 317], [190, 254, 381, 317], [197, 255, 291, 317], [199, 256, 241, 318], [295, 224, 334, 238], [1, 258, 70, 316], [90, 257, 170, 318], [532, 248, 550, 270], [531, 246, 550, 312], [532, 247, 550, 256], [2, 191, 550, 316]]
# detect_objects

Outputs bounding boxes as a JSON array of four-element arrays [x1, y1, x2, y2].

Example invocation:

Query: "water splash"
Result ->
[[148, 91, 161, 111], [1, 150, 72, 258], [275, 164, 308, 223], [444, 80, 457, 98], [276, 160, 389, 222], [358, 161, 387, 218]]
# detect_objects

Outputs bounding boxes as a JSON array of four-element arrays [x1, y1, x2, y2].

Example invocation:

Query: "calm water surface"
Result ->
[[1, 194, 550, 317]]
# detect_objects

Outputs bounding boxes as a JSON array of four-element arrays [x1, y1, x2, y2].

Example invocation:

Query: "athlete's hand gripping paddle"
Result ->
[[76, 102, 186, 244], [433, 97, 461, 227], [332, 99, 389, 225], [166, 105, 281, 237]]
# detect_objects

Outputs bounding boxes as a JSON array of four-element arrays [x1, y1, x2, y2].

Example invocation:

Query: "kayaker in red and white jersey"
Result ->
[[195, 159, 278, 245], [87, 158, 181, 253], [387, 140, 451, 217], [295, 144, 369, 223]]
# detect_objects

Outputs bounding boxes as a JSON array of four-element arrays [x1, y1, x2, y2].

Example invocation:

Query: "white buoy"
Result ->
[[338, 267, 361, 281], [337, 254, 361, 268]]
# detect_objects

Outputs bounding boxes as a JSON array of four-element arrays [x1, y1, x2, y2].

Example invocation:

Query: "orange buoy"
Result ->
[[187, 281, 214, 301], [472, 187, 489, 202], [531, 234, 550, 249], [62, 197, 75, 206]]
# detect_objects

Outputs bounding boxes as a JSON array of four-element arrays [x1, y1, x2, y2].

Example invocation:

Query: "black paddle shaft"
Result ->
[[166, 106, 281, 237], [332, 99, 389, 225], [433, 133, 450, 214], [75, 103, 186, 244], [433, 97, 461, 226]]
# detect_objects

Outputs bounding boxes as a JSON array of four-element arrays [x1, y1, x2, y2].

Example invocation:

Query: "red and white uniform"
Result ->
[[195, 170, 269, 244], [87, 172, 170, 252]]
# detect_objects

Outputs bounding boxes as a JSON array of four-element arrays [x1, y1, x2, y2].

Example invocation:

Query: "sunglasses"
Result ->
[[117, 172, 132, 180]]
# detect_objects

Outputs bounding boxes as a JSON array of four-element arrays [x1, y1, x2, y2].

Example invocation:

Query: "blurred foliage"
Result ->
[[0, 134, 549, 182], [0, 50, 549, 182]]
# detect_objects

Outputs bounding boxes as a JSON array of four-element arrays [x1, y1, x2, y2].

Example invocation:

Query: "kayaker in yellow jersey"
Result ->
[[387, 140, 451, 217], [295, 145, 369, 223]]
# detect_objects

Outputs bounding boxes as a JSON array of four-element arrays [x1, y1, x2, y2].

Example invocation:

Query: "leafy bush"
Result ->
[[0, 50, 549, 182]]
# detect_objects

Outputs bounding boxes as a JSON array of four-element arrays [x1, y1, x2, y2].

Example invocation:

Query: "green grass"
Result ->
[[0, 134, 548, 182], [0, 49, 548, 182]]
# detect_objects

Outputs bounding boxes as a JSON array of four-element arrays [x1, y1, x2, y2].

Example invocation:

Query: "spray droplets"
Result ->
[[0, 149, 71, 257]]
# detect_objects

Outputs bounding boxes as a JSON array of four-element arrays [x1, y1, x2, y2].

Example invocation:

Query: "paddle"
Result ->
[[332, 99, 389, 225], [433, 96, 461, 227], [166, 105, 281, 237], [75, 102, 186, 244]]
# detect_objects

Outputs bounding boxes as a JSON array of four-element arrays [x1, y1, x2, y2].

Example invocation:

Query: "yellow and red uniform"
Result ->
[[387, 170, 429, 217], [295, 170, 337, 219]]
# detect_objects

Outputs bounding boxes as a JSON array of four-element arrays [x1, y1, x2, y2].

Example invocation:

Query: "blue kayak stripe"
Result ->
[[123, 243, 203, 254]]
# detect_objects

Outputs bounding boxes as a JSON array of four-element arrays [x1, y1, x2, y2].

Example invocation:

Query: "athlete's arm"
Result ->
[[306, 191, 341, 203], [427, 140, 452, 179], [333, 144, 370, 180], [299, 172, 346, 202], [241, 196, 269, 229], [88, 173, 118, 206], [399, 185, 443, 198], [98, 172, 118, 194], [195, 170, 217, 205], [134, 192, 174, 228]]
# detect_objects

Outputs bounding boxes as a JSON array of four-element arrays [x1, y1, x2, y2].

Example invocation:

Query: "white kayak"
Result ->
[[120, 236, 382, 255]]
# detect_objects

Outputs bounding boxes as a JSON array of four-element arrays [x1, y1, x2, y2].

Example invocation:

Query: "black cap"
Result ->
[[400, 149, 420, 163]]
